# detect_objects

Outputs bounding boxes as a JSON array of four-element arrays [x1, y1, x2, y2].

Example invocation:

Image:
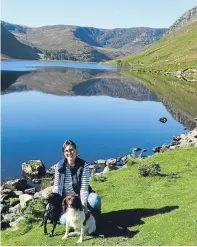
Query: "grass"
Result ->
[[1, 147, 197, 245], [110, 20, 197, 72]]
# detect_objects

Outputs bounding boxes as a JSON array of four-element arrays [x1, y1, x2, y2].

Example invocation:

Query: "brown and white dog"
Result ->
[[61, 195, 96, 243]]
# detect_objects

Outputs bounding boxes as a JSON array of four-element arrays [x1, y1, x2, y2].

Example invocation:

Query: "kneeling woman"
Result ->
[[52, 140, 101, 224]]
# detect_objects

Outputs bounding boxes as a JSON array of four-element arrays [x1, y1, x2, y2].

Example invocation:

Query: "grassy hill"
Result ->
[[1, 147, 197, 245], [1, 21, 166, 62], [110, 7, 197, 72]]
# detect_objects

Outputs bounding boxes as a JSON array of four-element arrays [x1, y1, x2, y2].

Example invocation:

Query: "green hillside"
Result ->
[[111, 19, 197, 71], [1, 147, 197, 246]]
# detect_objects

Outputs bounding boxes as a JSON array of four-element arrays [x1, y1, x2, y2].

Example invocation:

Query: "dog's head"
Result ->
[[62, 195, 83, 211]]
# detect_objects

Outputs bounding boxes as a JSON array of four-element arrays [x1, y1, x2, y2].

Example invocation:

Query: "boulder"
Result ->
[[22, 160, 46, 179], [19, 194, 34, 209], [2, 179, 27, 191], [34, 186, 53, 200]]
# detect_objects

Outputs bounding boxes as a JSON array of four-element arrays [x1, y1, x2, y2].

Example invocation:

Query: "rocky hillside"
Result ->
[[1, 21, 166, 62], [167, 6, 197, 33], [112, 6, 197, 72]]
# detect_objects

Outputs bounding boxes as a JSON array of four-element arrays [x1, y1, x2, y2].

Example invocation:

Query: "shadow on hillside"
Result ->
[[96, 206, 179, 238]]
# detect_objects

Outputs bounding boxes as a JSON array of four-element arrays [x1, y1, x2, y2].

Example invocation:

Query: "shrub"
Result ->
[[138, 162, 161, 177]]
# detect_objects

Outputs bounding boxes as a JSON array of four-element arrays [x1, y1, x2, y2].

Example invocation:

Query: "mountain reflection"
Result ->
[[1, 67, 196, 130], [1, 67, 159, 101]]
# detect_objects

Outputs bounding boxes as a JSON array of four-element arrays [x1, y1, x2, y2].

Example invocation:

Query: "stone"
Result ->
[[24, 188, 36, 195], [0, 219, 10, 230], [9, 203, 21, 214], [103, 166, 111, 173], [22, 160, 46, 179], [34, 186, 53, 199], [13, 191, 23, 196], [152, 146, 162, 153], [19, 194, 34, 209], [2, 179, 27, 191], [159, 117, 167, 123], [95, 160, 106, 165], [106, 158, 117, 166], [10, 216, 26, 230], [32, 179, 41, 184]]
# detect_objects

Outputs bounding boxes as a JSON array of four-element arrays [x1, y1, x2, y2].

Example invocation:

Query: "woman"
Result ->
[[52, 140, 101, 224]]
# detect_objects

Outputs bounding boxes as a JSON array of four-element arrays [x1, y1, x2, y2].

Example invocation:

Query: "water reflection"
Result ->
[[1, 67, 159, 101]]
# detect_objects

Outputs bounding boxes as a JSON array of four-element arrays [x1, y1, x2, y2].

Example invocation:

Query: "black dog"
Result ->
[[40, 192, 62, 237]]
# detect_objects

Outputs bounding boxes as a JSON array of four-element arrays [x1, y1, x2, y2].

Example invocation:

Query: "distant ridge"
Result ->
[[1, 21, 166, 62]]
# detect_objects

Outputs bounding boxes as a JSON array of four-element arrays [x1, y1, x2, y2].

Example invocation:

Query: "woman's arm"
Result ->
[[52, 160, 64, 194], [80, 162, 90, 208]]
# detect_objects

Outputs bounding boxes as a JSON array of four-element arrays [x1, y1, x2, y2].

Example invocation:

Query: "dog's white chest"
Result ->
[[66, 209, 85, 229]]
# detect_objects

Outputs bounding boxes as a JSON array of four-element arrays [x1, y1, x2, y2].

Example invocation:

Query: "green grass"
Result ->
[[110, 20, 197, 72], [1, 147, 197, 245]]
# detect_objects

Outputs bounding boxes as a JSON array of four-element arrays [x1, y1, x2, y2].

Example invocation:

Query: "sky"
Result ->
[[1, 0, 197, 29]]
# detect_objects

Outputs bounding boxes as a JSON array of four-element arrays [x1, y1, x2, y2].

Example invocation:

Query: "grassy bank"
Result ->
[[1, 147, 197, 246], [109, 19, 197, 73]]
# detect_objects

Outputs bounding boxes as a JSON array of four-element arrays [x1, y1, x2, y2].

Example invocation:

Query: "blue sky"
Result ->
[[1, 0, 196, 29]]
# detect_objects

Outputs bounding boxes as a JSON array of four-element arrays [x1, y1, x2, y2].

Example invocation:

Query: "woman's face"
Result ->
[[63, 144, 77, 165]]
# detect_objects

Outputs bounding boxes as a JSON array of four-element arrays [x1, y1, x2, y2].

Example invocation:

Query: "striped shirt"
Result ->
[[52, 159, 90, 207]]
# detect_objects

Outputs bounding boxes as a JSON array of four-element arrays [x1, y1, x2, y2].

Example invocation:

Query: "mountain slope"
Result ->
[[112, 6, 197, 71], [1, 21, 166, 62], [1, 25, 40, 60]]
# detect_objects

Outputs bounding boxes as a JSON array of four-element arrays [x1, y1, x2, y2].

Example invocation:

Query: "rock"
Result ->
[[0, 219, 10, 230], [153, 146, 162, 153], [103, 166, 111, 173], [24, 188, 36, 195], [169, 146, 176, 150], [106, 158, 117, 166], [22, 160, 46, 179], [46, 164, 56, 177], [9, 203, 21, 214], [133, 147, 142, 152], [10, 216, 26, 230], [9, 198, 20, 207], [3, 213, 19, 223], [159, 117, 167, 123], [2, 179, 27, 191], [32, 179, 41, 184], [13, 191, 24, 197], [34, 186, 53, 199], [19, 194, 34, 209], [95, 160, 106, 165], [173, 136, 181, 142], [0, 204, 9, 214]]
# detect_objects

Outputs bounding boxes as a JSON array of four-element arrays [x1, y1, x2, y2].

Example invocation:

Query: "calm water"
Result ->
[[1, 60, 194, 181]]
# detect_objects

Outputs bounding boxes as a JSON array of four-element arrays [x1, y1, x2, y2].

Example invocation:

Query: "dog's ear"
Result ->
[[62, 197, 68, 211]]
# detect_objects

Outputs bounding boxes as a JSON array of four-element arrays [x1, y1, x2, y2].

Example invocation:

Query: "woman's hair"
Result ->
[[62, 140, 77, 153]]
